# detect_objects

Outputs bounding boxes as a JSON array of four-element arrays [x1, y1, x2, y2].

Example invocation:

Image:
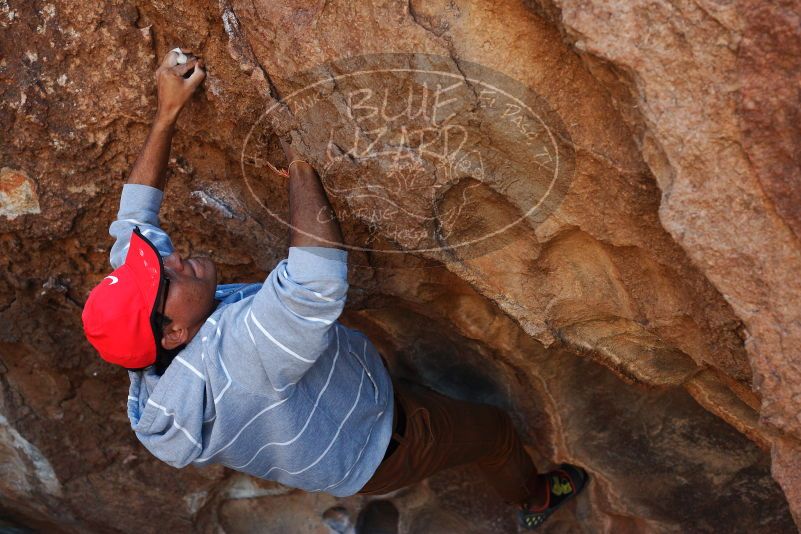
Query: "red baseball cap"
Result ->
[[82, 227, 166, 368]]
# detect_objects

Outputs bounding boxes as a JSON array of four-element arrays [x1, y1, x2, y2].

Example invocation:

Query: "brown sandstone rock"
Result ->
[[529, 0, 801, 522]]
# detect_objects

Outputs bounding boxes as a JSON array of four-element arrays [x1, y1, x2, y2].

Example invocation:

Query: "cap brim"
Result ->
[[124, 228, 166, 362]]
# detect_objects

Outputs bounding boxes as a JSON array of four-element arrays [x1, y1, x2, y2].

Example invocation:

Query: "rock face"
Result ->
[[0, 0, 799, 532]]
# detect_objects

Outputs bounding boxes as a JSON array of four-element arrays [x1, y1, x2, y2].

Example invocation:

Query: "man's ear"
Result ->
[[161, 326, 188, 350]]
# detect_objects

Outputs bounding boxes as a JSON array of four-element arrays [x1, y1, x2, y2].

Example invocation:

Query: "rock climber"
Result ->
[[81, 50, 588, 529]]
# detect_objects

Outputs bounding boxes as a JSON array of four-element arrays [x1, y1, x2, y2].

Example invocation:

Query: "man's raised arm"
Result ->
[[245, 140, 349, 390], [280, 138, 345, 249], [127, 50, 205, 191], [108, 50, 205, 269]]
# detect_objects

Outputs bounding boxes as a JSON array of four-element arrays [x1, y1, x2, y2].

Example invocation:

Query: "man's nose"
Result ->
[[164, 252, 184, 272]]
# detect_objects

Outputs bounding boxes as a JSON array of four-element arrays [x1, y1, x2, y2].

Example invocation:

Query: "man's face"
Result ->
[[160, 252, 218, 346]]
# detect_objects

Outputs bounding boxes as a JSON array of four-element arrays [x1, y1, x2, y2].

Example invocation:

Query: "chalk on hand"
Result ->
[[171, 47, 188, 65]]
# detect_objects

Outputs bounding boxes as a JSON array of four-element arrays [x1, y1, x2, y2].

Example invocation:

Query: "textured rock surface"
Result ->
[[0, 0, 799, 532]]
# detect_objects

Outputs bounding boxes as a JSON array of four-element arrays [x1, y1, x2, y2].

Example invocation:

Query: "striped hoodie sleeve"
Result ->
[[108, 184, 175, 269], [246, 246, 349, 390], [128, 368, 205, 468]]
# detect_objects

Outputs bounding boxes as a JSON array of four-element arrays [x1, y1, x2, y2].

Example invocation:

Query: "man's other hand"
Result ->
[[155, 49, 206, 124]]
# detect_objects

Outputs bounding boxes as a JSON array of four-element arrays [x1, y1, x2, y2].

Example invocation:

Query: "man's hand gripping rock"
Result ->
[[154, 49, 206, 125]]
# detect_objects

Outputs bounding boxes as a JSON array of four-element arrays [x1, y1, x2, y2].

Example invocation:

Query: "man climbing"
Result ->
[[81, 50, 588, 530]]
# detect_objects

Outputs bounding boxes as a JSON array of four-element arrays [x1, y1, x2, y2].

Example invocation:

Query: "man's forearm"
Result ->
[[288, 163, 344, 249], [126, 117, 176, 191]]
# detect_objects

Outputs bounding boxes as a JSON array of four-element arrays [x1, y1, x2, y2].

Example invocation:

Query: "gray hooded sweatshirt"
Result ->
[[110, 184, 394, 496]]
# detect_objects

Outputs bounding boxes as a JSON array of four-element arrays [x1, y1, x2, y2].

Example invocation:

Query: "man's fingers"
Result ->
[[161, 48, 194, 68], [186, 61, 206, 88], [162, 50, 179, 68], [172, 57, 199, 77]]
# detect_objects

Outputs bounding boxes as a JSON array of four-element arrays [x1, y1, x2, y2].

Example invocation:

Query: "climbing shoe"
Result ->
[[519, 463, 588, 530]]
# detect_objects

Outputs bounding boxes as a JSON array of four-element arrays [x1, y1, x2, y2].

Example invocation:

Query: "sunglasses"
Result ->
[[152, 271, 177, 374], [156, 272, 171, 339]]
